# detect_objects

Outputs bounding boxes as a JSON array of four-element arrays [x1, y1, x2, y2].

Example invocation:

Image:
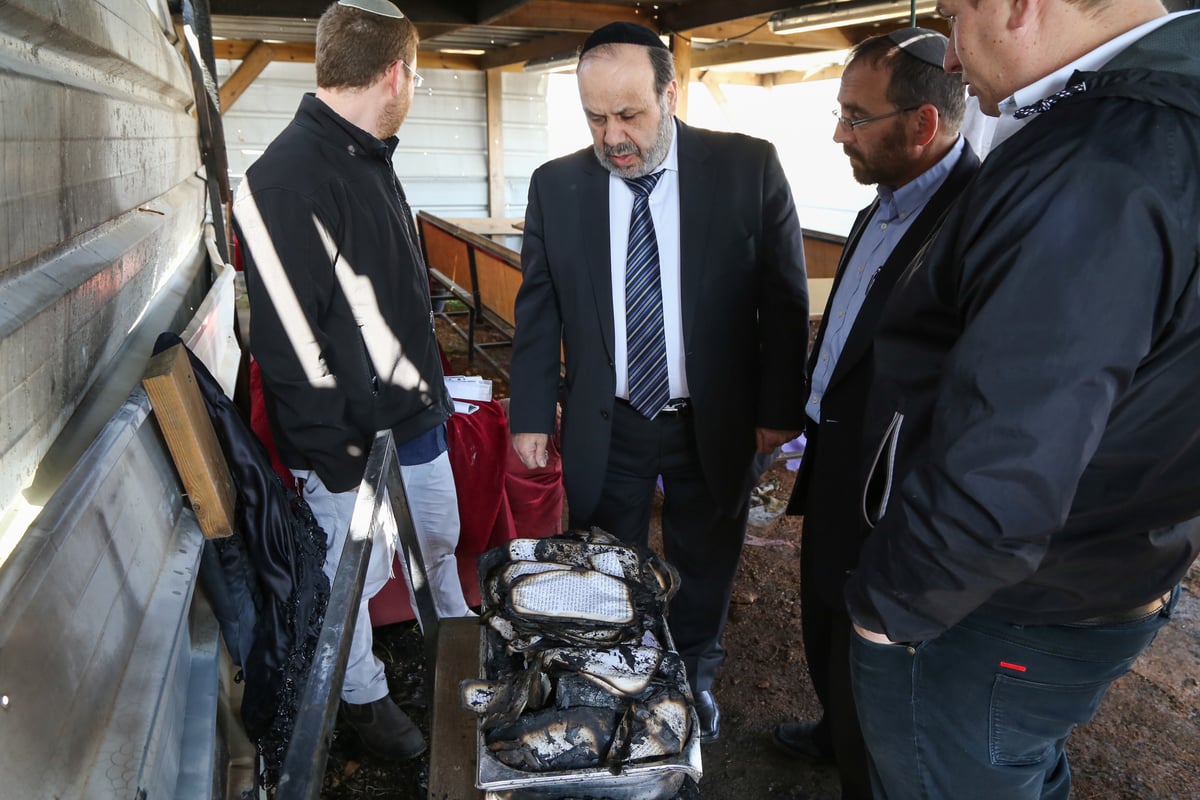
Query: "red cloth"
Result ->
[[248, 359, 296, 492], [248, 364, 565, 626], [369, 398, 565, 625]]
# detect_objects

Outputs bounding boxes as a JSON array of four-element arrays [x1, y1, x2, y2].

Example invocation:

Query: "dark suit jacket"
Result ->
[[787, 140, 980, 607], [509, 120, 810, 521]]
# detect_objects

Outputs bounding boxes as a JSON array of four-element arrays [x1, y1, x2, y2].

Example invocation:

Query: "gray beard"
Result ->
[[594, 96, 674, 179]]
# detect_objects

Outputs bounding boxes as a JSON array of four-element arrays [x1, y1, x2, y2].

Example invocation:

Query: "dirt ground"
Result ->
[[319, 320, 1200, 799]]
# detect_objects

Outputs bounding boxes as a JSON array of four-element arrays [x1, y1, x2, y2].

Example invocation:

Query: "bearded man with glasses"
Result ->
[[773, 29, 977, 799]]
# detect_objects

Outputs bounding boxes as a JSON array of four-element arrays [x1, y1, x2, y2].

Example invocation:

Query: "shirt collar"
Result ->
[[992, 11, 1188, 148], [875, 135, 966, 223]]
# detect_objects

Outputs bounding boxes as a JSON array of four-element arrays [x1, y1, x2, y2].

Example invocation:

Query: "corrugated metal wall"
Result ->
[[219, 60, 551, 218], [0, 0, 207, 524]]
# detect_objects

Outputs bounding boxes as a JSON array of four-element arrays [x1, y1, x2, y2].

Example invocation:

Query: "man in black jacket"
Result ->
[[233, 0, 470, 761], [846, 1, 1200, 796], [773, 29, 975, 800]]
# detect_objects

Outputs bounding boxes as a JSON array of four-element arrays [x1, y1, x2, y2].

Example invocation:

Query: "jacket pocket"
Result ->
[[862, 411, 903, 528]]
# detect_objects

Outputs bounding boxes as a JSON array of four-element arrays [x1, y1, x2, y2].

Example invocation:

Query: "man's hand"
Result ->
[[756, 427, 800, 455], [512, 432, 550, 470], [853, 623, 901, 645]]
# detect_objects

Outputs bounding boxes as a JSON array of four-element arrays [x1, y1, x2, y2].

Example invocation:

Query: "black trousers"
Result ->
[[571, 399, 749, 694], [801, 538, 874, 799]]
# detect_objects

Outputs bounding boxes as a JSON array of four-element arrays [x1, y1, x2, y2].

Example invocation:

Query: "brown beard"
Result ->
[[846, 120, 909, 187]]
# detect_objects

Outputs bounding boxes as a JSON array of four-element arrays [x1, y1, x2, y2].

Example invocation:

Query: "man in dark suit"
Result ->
[[773, 29, 977, 798], [508, 21, 809, 743]]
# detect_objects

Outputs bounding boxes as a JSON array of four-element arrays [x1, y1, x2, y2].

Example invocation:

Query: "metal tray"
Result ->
[[474, 627, 703, 799]]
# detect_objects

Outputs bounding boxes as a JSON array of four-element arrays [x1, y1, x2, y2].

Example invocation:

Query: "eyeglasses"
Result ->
[[831, 106, 920, 131], [400, 59, 425, 89]]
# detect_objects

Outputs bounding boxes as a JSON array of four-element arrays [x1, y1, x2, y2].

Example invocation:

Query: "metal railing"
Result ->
[[276, 429, 438, 798]]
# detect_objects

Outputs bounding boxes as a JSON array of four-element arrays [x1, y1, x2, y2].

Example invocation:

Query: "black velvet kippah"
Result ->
[[580, 21, 668, 56], [886, 27, 948, 68]]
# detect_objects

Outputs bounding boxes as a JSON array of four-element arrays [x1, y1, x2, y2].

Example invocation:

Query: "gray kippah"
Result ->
[[886, 27, 948, 68], [336, 0, 404, 19], [580, 21, 668, 56]]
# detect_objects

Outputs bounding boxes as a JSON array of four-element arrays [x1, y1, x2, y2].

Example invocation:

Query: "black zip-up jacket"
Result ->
[[847, 13, 1200, 642], [233, 94, 451, 493]]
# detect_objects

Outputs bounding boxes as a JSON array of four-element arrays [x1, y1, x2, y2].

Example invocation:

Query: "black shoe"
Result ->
[[774, 719, 834, 764], [342, 697, 427, 760], [695, 690, 721, 744]]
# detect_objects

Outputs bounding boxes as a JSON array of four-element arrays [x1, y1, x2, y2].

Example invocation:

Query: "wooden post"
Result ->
[[671, 33, 692, 122], [143, 344, 236, 539], [486, 67, 506, 218]]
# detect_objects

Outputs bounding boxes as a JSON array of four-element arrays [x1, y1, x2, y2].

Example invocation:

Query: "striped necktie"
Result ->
[[624, 170, 670, 419]]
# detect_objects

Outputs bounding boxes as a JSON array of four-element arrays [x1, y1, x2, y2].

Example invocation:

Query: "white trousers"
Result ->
[[294, 450, 470, 703], [399, 451, 472, 619]]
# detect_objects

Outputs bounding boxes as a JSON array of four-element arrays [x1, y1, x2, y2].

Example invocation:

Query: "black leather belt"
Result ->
[[616, 397, 691, 417], [1074, 590, 1172, 625]]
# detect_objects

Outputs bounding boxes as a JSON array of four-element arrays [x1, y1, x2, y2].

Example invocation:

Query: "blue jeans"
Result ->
[[849, 590, 1178, 799]]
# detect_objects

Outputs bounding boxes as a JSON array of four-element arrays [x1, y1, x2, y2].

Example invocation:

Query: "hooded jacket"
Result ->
[[234, 94, 451, 493], [847, 13, 1200, 642]]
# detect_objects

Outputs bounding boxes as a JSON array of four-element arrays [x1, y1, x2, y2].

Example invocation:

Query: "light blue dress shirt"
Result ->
[[806, 136, 965, 424]]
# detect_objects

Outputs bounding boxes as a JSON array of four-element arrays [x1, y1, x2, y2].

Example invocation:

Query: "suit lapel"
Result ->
[[676, 122, 713, 346], [825, 141, 981, 391], [580, 153, 616, 361]]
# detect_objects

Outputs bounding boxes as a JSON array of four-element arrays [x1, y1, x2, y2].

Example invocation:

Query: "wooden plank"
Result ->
[[671, 33, 691, 122], [690, 43, 817, 69], [478, 31, 587, 70], [142, 344, 236, 539], [661, 0, 792, 32], [442, 217, 525, 235], [473, 250, 523, 333], [219, 40, 274, 113], [700, 70, 728, 108], [808, 277, 835, 321], [486, 68, 505, 217], [428, 617, 485, 800], [802, 235, 845, 281], [421, 219, 476, 297], [489, 0, 647, 32], [211, 40, 481, 70], [212, 39, 314, 62]]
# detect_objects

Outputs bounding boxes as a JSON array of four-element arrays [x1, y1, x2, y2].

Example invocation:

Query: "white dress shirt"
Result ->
[[610, 122, 688, 401]]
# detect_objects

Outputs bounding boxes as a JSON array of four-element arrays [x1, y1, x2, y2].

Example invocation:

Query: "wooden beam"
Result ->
[[700, 70, 729, 108], [661, 0, 791, 33], [219, 40, 273, 113], [213, 39, 313, 62], [479, 31, 587, 70], [689, 24, 854, 51], [486, 68, 505, 217], [210, 0, 474, 24], [771, 64, 848, 85], [691, 43, 817, 69], [671, 33, 691, 123], [690, 70, 767, 87], [143, 344, 237, 540], [489, 1, 650, 32], [211, 39, 481, 70], [418, 51, 485, 71], [474, 0, 536, 25]]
